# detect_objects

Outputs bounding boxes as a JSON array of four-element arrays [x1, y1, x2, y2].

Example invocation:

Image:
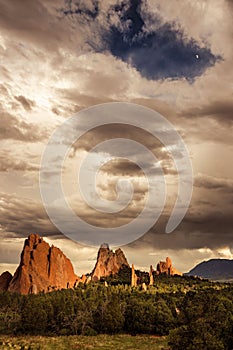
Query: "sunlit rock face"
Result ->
[[91, 244, 129, 281], [156, 257, 182, 276], [8, 234, 79, 294]]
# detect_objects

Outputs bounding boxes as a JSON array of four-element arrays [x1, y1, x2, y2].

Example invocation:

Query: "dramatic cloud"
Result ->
[[100, 159, 144, 176], [0, 0, 232, 273], [181, 100, 233, 126], [130, 210, 233, 253], [0, 193, 60, 237], [195, 173, 233, 192], [63, 0, 221, 80], [0, 0, 75, 50], [0, 152, 38, 172], [0, 111, 47, 142]]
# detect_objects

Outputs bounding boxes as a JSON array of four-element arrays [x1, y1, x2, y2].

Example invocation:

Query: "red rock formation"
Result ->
[[149, 265, 154, 285], [0, 271, 13, 291], [80, 274, 87, 283], [131, 264, 138, 287], [156, 256, 182, 276], [91, 243, 129, 281], [170, 267, 182, 276], [8, 234, 79, 294]]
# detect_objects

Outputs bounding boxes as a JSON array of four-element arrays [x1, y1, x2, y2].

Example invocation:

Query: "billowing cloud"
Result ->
[[0, 152, 38, 172], [0, 193, 59, 237], [195, 173, 233, 192], [0, 0, 232, 274], [130, 210, 233, 253], [0, 111, 47, 142]]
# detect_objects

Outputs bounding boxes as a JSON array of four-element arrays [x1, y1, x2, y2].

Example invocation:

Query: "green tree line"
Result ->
[[0, 276, 232, 349]]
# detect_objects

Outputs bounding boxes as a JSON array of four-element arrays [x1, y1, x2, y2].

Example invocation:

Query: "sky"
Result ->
[[0, 0, 232, 275]]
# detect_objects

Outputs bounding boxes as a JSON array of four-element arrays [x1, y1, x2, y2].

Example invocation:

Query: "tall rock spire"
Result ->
[[149, 265, 154, 285], [131, 264, 137, 287], [8, 234, 79, 294], [91, 244, 129, 281]]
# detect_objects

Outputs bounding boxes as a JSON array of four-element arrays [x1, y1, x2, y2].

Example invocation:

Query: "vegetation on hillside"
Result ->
[[0, 275, 232, 350]]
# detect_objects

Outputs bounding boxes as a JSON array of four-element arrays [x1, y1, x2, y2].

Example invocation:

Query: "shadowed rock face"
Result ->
[[0, 271, 13, 291], [91, 245, 129, 281], [8, 234, 79, 294], [156, 257, 182, 276]]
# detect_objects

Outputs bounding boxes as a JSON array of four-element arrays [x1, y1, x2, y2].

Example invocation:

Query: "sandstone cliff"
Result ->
[[156, 257, 182, 276], [91, 243, 129, 281], [8, 234, 79, 294], [131, 264, 138, 287], [0, 271, 12, 291]]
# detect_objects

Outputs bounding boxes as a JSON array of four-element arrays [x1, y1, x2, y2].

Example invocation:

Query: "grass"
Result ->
[[0, 334, 168, 350]]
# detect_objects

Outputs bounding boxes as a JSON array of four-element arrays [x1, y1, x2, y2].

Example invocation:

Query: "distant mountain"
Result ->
[[187, 259, 233, 281]]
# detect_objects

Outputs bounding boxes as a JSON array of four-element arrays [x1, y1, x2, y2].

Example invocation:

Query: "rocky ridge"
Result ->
[[0, 235, 183, 294]]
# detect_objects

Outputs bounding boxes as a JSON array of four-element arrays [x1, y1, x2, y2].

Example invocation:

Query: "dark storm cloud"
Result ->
[[133, 210, 233, 251], [63, 0, 99, 19], [180, 100, 233, 125], [68, 122, 178, 180], [0, 193, 60, 238], [70, 123, 179, 157], [104, 2, 219, 81], [63, 0, 221, 81], [0, 111, 47, 142]]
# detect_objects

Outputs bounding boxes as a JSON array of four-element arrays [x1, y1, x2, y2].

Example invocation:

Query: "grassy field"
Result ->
[[0, 334, 168, 350]]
